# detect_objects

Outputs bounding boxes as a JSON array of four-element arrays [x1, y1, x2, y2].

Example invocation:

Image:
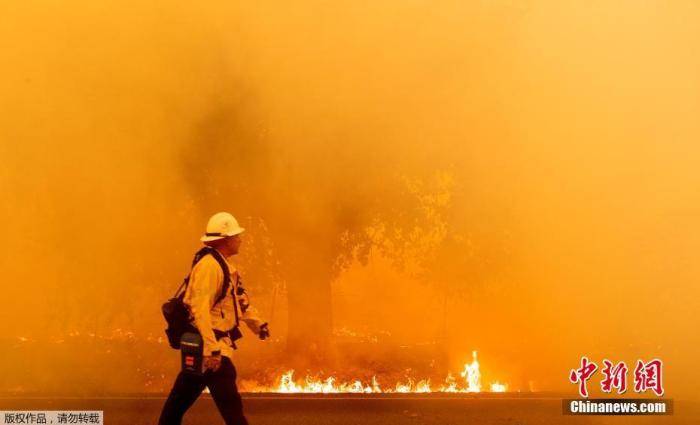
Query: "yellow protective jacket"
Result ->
[[182, 251, 266, 358]]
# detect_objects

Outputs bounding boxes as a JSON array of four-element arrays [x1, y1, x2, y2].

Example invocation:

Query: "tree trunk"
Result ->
[[279, 238, 336, 365]]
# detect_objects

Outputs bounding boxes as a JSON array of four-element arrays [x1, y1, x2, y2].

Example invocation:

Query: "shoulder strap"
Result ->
[[207, 249, 232, 306], [173, 247, 230, 306], [231, 273, 240, 324]]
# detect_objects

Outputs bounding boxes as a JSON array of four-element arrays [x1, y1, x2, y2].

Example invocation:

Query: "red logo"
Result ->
[[601, 359, 628, 394], [185, 356, 194, 366], [634, 359, 664, 396], [569, 357, 598, 397], [569, 357, 664, 397]]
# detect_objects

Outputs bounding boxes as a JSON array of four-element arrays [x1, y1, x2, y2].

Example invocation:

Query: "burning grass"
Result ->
[[242, 351, 508, 394]]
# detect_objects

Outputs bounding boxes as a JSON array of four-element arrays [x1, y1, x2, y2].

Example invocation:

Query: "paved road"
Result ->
[[1, 394, 697, 425]]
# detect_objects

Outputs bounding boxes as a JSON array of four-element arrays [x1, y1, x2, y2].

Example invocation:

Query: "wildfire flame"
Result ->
[[490, 382, 508, 392], [460, 350, 481, 392], [258, 351, 507, 393]]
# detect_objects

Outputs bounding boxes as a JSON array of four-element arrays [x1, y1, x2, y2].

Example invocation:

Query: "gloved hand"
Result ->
[[203, 354, 222, 372], [258, 323, 270, 340]]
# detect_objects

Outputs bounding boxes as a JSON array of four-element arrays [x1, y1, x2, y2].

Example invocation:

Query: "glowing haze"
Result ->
[[0, 1, 699, 398]]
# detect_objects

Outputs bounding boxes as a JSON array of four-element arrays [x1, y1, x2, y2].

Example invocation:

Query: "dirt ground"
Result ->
[[1, 395, 698, 425]]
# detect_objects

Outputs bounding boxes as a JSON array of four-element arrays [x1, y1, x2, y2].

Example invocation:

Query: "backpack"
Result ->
[[162, 247, 231, 349]]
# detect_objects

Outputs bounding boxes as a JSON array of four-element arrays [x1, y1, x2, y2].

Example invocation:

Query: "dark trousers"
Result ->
[[158, 356, 248, 425]]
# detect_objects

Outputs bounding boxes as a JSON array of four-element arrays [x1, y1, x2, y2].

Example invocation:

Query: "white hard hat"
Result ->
[[201, 212, 245, 242]]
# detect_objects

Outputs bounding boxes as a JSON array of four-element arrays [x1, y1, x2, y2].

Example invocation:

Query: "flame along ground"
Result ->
[[249, 351, 508, 394]]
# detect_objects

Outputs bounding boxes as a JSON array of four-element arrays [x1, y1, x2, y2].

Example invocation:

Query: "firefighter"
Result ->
[[159, 212, 269, 425]]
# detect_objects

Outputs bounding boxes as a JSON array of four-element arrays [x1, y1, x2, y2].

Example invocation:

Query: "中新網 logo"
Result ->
[[569, 357, 663, 397]]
